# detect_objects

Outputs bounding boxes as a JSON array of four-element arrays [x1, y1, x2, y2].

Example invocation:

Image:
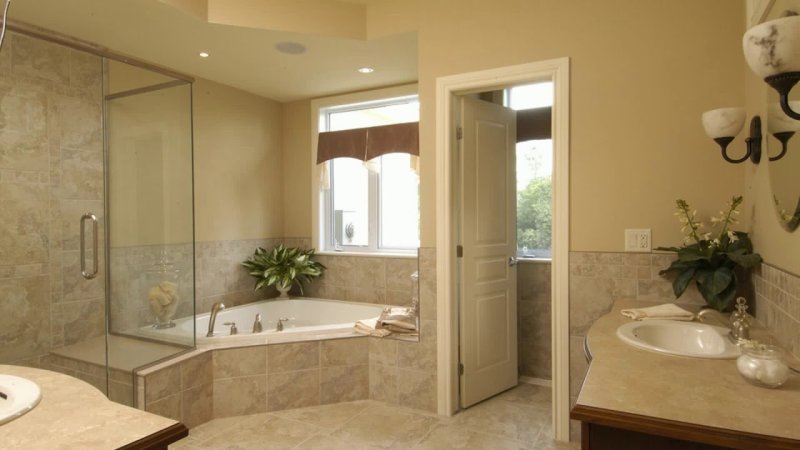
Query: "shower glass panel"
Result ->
[[103, 60, 195, 405]]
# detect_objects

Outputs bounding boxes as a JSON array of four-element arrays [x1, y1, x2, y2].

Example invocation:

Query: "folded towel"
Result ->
[[379, 307, 418, 332], [354, 317, 392, 337], [621, 303, 694, 321]]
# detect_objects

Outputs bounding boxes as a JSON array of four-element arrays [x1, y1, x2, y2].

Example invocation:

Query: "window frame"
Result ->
[[310, 84, 419, 256]]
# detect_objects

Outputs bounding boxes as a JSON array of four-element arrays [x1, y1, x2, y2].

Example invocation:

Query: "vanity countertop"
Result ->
[[0, 365, 186, 449], [573, 300, 800, 444]]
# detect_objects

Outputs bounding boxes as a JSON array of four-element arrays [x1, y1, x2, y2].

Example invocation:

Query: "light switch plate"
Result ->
[[625, 229, 651, 252]]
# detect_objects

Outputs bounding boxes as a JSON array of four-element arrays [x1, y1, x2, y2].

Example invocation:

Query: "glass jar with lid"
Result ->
[[736, 343, 791, 388], [144, 251, 181, 329]]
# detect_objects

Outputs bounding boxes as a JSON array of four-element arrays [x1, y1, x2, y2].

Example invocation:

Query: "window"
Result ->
[[507, 82, 553, 259], [317, 93, 420, 253]]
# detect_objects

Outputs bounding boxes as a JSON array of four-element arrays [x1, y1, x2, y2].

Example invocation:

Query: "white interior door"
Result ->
[[458, 96, 518, 408]]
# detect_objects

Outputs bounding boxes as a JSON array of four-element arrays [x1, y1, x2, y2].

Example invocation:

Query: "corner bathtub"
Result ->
[[138, 298, 384, 345]]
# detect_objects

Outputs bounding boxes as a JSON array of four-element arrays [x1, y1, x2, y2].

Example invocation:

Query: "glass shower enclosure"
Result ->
[[41, 58, 196, 407], [103, 60, 196, 404]]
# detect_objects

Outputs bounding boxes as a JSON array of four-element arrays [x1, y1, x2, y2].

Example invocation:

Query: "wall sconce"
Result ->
[[743, 15, 800, 120], [702, 107, 762, 164], [767, 101, 800, 161]]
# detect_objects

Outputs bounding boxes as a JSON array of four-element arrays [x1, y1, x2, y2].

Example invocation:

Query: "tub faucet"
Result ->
[[252, 313, 263, 333], [276, 317, 289, 332], [207, 302, 225, 337]]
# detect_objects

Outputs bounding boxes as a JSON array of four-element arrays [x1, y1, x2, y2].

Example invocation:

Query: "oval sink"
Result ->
[[0, 375, 42, 425], [617, 320, 741, 359]]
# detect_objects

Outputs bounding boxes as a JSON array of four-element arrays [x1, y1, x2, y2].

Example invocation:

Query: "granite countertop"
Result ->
[[576, 300, 800, 441], [0, 365, 181, 449]]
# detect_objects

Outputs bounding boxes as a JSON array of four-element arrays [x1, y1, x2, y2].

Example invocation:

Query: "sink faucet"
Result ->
[[697, 297, 751, 344], [207, 302, 225, 337]]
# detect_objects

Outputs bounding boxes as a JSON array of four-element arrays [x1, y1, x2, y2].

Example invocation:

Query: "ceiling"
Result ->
[[8, 0, 418, 102]]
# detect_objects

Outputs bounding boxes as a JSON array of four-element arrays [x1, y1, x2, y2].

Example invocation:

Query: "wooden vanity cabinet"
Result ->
[[571, 405, 800, 450]]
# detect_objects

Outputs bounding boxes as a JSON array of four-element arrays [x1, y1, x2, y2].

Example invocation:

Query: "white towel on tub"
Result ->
[[354, 317, 391, 337], [621, 303, 695, 321]]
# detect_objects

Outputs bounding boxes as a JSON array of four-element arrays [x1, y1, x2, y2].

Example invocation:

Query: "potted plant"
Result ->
[[241, 245, 326, 298], [656, 196, 762, 312]]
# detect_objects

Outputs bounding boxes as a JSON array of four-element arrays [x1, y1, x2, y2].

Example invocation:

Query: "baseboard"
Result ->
[[519, 376, 552, 387]]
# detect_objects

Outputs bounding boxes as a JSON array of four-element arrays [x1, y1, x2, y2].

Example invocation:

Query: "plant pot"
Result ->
[[277, 282, 291, 299]]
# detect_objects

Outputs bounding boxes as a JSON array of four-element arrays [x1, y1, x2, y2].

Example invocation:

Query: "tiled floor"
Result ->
[[170, 383, 578, 449]]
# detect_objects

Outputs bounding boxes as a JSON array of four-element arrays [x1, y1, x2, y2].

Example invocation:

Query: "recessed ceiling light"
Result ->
[[199, 52, 210, 58], [357, 67, 374, 74], [274, 41, 307, 55]]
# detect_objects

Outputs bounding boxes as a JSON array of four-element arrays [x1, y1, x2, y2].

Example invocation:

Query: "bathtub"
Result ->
[[138, 297, 384, 345]]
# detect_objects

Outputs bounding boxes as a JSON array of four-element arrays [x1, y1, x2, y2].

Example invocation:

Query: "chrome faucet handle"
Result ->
[[252, 313, 263, 333], [223, 321, 238, 335], [276, 317, 289, 332]]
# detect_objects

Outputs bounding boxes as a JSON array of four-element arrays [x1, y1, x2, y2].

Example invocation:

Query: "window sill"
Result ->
[[316, 250, 418, 259]]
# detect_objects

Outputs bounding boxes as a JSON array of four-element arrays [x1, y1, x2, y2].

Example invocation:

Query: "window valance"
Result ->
[[516, 106, 551, 142], [316, 121, 419, 164]]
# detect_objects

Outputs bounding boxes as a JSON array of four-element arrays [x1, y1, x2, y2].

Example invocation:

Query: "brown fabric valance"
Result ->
[[516, 106, 551, 142], [317, 122, 419, 164]]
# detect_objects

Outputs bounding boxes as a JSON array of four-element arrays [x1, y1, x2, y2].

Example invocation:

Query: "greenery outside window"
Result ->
[[507, 82, 553, 259]]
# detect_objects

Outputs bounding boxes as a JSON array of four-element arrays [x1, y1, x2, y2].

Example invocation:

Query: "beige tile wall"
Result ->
[[143, 352, 213, 428], [367, 247, 437, 413], [518, 261, 551, 380], [0, 31, 106, 366], [143, 338, 369, 425], [46, 353, 134, 406], [302, 253, 418, 307], [753, 263, 800, 360]]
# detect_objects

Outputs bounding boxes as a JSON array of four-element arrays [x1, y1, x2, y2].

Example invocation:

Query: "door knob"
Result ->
[[508, 257, 518, 267]]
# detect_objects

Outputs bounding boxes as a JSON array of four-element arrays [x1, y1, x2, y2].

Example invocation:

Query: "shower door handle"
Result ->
[[80, 213, 99, 279]]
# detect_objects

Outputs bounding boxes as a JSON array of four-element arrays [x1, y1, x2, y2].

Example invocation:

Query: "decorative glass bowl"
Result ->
[[736, 343, 790, 389]]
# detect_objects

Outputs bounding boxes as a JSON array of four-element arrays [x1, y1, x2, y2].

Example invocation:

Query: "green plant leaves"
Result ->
[[240, 244, 326, 292], [672, 267, 696, 297], [657, 197, 761, 312]]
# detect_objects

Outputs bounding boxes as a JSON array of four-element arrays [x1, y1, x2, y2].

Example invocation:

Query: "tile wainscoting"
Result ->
[[518, 261, 552, 381], [753, 263, 800, 360]]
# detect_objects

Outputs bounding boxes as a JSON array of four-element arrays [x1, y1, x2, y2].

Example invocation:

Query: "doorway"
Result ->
[[435, 58, 571, 441]]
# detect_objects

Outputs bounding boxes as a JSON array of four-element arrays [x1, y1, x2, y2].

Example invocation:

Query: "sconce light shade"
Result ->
[[744, 16, 800, 120], [743, 16, 800, 78], [702, 108, 761, 164], [702, 107, 746, 139]]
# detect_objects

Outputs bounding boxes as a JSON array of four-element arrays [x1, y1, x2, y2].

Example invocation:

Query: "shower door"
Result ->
[[103, 60, 196, 406]]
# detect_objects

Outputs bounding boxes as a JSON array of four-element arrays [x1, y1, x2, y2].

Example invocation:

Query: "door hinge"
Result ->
[[456, 126, 463, 140], [458, 363, 464, 376], [456, 245, 463, 258]]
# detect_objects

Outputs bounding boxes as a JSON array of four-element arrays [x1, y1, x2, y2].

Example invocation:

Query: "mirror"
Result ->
[[765, 1, 800, 231]]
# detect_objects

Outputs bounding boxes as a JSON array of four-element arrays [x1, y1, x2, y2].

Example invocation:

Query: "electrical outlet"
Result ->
[[625, 229, 651, 252]]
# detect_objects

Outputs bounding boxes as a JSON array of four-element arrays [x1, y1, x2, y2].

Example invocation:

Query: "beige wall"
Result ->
[[415, 0, 746, 250], [193, 78, 284, 242], [281, 100, 312, 237], [281, 0, 747, 252]]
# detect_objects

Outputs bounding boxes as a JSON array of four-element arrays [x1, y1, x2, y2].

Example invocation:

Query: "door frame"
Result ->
[[435, 57, 571, 441]]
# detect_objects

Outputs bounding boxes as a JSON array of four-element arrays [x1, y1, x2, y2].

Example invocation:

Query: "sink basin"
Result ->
[[0, 375, 42, 425], [617, 320, 741, 359]]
